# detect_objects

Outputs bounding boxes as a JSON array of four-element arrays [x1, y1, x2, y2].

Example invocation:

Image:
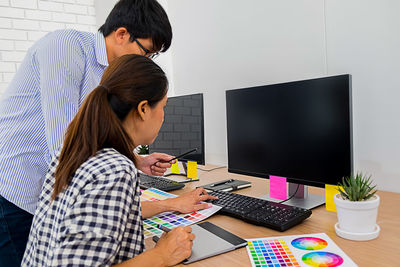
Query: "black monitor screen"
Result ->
[[226, 75, 352, 187], [150, 93, 205, 165]]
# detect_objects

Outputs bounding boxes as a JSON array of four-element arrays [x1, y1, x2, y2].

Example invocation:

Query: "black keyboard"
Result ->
[[139, 173, 185, 191], [208, 190, 312, 232]]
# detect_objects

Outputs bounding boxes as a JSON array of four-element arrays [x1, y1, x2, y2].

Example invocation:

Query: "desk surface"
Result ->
[[144, 166, 400, 267]]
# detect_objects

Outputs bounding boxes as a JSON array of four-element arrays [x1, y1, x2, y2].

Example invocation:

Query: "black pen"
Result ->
[[169, 148, 197, 162], [211, 179, 234, 187]]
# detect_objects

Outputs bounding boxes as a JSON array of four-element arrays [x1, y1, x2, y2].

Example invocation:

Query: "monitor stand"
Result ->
[[259, 183, 325, 210]]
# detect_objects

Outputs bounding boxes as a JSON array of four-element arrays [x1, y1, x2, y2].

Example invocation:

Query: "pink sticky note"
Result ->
[[269, 175, 287, 200]]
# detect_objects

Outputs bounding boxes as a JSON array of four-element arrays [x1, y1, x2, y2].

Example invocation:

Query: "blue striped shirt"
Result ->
[[0, 30, 108, 214]]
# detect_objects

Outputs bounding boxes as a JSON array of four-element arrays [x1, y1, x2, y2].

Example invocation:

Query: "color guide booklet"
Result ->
[[246, 233, 357, 267], [140, 188, 222, 238]]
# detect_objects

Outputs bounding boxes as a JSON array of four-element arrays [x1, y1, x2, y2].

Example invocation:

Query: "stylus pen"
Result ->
[[168, 148, 198, 162], [152, 224, 171, 243], [156, 224, 171, 233], [211, 179, 234, 187]]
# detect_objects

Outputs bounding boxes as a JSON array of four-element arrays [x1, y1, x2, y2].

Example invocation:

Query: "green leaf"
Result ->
[[336, 172, 377, 201]]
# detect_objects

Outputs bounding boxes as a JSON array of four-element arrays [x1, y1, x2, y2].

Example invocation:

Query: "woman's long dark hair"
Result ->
[[52, 54, 168, 200]]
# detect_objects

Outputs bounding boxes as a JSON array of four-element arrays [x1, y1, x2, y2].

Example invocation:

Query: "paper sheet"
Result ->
[[325, 184, 342, 212], [269, 175, 287, 200], [246, 233, 357, 267], [186, 161, 197, 179], [170, 160, 180, 174]]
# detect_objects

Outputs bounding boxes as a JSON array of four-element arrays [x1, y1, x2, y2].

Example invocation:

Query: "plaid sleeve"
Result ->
[[49, 166, 139, 266]]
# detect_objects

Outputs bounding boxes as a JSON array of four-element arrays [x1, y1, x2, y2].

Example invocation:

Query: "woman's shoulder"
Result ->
[[67, 148, 138, 196], [84, 148, 136, 176]]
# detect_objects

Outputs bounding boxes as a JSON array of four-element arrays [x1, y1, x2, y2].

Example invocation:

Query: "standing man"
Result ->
[[0, 1, 172, 265]]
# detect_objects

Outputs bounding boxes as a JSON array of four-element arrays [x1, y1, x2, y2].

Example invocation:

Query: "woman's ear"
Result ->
[[137, 100, 149, 121]]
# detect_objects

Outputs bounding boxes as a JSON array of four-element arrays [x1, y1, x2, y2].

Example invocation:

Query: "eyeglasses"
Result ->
[[134, 38, 159, 59]]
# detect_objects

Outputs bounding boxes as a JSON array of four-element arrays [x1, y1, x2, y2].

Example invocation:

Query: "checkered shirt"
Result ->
[[22, 148, 144, 266]]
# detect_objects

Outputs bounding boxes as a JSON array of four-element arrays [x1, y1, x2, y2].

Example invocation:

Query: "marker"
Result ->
[[168, 148, 198, 162]]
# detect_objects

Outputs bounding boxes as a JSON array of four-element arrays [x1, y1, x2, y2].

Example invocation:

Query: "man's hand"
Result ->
[[168, 188, 218, 214], [135, 153, 176, 176]]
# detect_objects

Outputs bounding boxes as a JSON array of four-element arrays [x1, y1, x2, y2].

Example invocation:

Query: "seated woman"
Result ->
[[22, 54, 216, 266]]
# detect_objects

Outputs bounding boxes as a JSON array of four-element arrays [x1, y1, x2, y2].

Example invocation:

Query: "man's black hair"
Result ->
[[99, 0, 172, 52]]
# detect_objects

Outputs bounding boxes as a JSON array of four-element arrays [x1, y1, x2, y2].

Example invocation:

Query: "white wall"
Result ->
[[0, 0, 97, 95], [168, 0, 327, 162], [325, 0, 400, 192], [166, 0, 400, 193], [94, 0, 116, 28]]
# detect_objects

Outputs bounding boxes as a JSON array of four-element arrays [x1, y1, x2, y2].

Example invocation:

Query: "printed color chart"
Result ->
[[140, 188, 221, 238], [140, 187, 177, 201], [246, 233, 357, 267], [248, 238, 300, 266]]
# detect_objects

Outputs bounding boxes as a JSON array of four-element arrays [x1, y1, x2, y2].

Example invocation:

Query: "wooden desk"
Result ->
[[145, 166, 400, 266]]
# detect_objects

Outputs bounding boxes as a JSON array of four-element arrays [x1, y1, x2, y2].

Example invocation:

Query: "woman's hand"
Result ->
[[168, 188, 218, 213], [154, 226, 195, 266], [135, 153, 176, 176], [112, 226, 194, 267]]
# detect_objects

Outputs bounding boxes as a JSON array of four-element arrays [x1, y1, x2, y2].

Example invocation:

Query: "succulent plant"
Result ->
[[137, 145, 149, 155], [338, 172, 377, 201]]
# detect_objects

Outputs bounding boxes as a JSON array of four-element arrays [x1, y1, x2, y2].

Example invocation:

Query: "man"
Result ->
[[0, 1, 215, 266]]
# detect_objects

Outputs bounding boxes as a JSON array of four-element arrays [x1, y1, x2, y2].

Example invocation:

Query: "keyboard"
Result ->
[[139, 173, 185, 192], [208, 190, 312, 232]]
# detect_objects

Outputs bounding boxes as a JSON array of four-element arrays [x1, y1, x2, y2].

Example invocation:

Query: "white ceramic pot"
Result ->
[[334, 193, 379, 233]]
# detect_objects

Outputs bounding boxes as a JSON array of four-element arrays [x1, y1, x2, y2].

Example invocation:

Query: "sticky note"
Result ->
[[170, 160, 180, 174], [325, 184, 342, 212], [269, 175, 287, 200], [186, 161, 197, 179]]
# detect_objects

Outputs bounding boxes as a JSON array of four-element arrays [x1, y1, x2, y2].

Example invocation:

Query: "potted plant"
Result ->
[[136, 145, 149, 155], [333, 172, 380, 241]]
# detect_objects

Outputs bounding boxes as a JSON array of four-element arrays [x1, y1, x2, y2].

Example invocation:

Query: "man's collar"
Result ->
[[95, 32, 108, 67]]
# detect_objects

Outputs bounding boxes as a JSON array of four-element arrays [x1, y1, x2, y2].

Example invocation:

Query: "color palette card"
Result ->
[[140, 187, 177, 201], [246, 233, 357, 267], [140, 188, 222, 238]]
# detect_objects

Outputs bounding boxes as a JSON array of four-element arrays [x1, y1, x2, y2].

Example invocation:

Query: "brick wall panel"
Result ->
[[0, 0, 97, 95]]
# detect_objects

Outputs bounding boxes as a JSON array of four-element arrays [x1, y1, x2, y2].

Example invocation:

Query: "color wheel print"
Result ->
[[302, 252, 344, 267], [291, 237, 328, 250]]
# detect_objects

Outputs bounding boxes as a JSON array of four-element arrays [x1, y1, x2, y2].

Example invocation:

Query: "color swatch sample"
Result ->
[[143, 211, 207, 238], [291, 237, 328, 250], [302, 252, 344, 267], [140, 188, 221, 238], [247, 238, 301, 267], [246, 233, 356, 267], [140, 187, 177, 201]]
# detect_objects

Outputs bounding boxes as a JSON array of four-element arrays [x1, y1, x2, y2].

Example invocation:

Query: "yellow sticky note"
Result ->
[[325, 184, 342, 212], [170, 160, 180, 174], [186, 161, 197, 179]]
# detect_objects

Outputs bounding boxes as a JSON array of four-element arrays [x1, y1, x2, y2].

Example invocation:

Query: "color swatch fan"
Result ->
[[246, 233, 357, 267], [140, 188, 221, 238]]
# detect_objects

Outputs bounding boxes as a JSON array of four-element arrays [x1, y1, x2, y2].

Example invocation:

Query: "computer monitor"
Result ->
[[226, 75, 352, 209], [150, 93, 205, 167]]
